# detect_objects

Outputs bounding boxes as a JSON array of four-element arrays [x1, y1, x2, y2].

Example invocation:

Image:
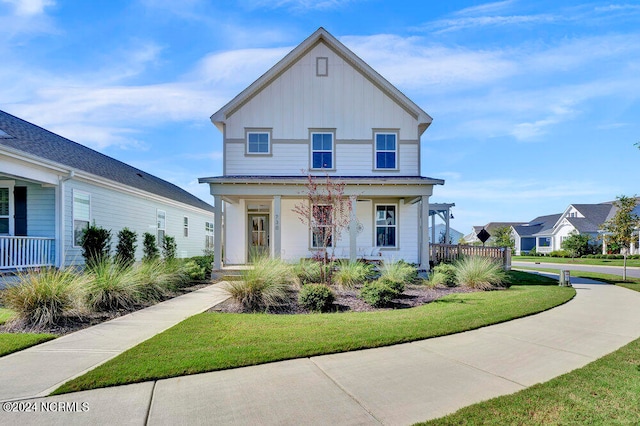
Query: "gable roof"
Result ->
[[210, 27, 433, 135], [513, 213, 561, 237], [0, 110, 214, 213]]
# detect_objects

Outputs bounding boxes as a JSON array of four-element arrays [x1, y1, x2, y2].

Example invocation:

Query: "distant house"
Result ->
[[429, 224, 463, 245], [511, 201, 640, 255], [0, 110, 215, 270], [463, 222, 526, 245], [199, 28, 445, 270]]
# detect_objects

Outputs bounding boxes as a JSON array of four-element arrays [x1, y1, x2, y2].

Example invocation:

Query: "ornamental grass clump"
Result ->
[[333, 261, 371, 289], [454, 256, 509, 290], [1, 268, 87, 329], [224, 257, 296, 312], [85, 259, 141, 311], [377, 260, 418, 293], [294, 258, 324, 284]]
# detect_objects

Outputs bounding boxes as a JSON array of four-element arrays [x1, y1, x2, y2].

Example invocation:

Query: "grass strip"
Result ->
[[515, 256, 640, 268], [54, 273, 573, 395], [0, 333, 57, 357], [419, 337, 640, 425], [0, 308, 15, 325], [514, 266, 640, 288]]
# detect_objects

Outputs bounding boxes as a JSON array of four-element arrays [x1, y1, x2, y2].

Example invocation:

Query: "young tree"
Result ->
[[561, 231, 591, 259], [80, 223, 112, 268], [162, 235, 177, 261], [600, 195, 640, 280], [491, 226, 515, 252], [142, 232, 160, 262], [293, 174, 352, 284], [115, 228, 137, 267]]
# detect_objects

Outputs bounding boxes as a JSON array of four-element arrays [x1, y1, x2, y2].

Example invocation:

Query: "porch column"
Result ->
[[445, 207, 451, 244], [56, 178, 65, 269], [213, 195, 222, 270], [273, 195, 281, 258], [420, 196, 430, 271], [431, 211, 436, 245], [349, 195, 357, 262]]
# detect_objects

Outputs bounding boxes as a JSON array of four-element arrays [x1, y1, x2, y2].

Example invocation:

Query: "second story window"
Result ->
[[375, 133, 397, 169], [247, 132, 270, 154], [311, 132, 333, 169]]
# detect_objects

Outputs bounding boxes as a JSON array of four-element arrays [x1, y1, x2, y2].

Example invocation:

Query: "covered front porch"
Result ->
[[199, 176, 447, 271]]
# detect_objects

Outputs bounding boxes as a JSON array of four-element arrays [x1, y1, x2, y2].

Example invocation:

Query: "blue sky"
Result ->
[[1, 0, 639, 236]]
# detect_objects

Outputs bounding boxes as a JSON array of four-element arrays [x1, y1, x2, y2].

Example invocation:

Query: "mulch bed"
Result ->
[[209, 284, 478, 314], [0, 282, 211, 336]]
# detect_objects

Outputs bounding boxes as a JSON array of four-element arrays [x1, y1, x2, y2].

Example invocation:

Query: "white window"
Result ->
[[311, 132, 333, 169], [73, 190, 91, 247], [157, 210, 166, 245], [205, 221, 214, 249], [311, 205, 333, 248], [247, 132, 270, 154], [183, 216, 189, 238], [375, 133, 397, 169], [375, 205, 397, 247], [0, 182, 14, 235]]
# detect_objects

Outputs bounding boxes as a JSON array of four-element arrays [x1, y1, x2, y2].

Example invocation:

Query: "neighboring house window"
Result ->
[[205, 221, 214, 249], [311, 132, 333, 169], [311, 205, 333, 248], [0, 186, 10, 235], [247, 132, 270, 154], [538, 237, 551, 247], [157, 210, 166, 245], [376, 205, 397, 247], [183, 216, 189, 238], [73, 191, 91, 247], [375, 133, 397, 169]]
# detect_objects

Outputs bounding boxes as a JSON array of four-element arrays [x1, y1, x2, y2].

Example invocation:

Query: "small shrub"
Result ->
[[190, 254, 215, 277], [378, 277, 405, 294], [223, 257, 295, 311], [454, 256, 509, 290], [1, 268, 86, 329], [549, 250, 570, 258], [143, 233, 160, 261], [430, 263, 457, 287], [85, 259, 141, 311], [333, 261, 371, 289], [80, 223, 112, 268], [162, 235, 177, 261], [360, 281, 398, 308], [115, 228, 137, 267], [184, 260, 206, 280], [294, 259, 324, 284], [298, 284, 335, 312]]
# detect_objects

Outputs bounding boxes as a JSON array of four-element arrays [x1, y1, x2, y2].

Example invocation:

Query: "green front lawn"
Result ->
[[54, 272, 573, 395], [420, 336, 640, 425], [515, 256, 640, 268], [0, 333, 57, 357]]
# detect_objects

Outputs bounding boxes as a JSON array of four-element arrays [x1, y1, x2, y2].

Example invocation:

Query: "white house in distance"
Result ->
[[0, 110, 215, 270], [200, 28, 444, 270]]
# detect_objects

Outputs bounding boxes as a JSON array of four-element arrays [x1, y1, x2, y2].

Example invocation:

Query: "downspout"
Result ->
[[57, 170, 75, 269]]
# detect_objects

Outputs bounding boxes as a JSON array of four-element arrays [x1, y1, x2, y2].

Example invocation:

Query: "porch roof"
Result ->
[[198, 175, 444, 198]]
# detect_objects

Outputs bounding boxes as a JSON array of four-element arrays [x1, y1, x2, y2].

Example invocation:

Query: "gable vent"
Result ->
[[316, 57, 328, 77]]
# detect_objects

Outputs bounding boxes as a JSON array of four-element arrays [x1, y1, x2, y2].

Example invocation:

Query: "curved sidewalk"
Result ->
[[3, 278, 640, 425]]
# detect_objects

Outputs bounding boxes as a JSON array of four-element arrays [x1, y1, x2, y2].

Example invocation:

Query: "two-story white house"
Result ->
[[199, 28, 444, 270]]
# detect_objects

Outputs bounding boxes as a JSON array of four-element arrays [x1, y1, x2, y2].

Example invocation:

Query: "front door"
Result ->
[[248, 214, 269, 261]]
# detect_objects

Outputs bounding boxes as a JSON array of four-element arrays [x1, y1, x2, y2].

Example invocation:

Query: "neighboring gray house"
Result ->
[[0, 110, 215, 270], [511, 214, 561, 255], [200, 28, 444, 270], [429, 224, 463, 245], [463, 222, 526, 245]]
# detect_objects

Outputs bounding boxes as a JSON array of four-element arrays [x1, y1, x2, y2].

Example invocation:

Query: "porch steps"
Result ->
[[212, 267, 246, 282]]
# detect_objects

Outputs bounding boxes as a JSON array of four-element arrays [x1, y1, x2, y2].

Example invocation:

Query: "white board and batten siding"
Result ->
[[63, 180, 213, 267], [223, 41, 421, 176]]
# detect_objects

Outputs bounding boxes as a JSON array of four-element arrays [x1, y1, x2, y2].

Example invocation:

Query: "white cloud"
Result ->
[[1, 0, 54, 16]]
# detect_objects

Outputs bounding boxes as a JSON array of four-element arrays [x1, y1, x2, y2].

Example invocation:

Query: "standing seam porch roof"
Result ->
[[0, 110, 215, 213]]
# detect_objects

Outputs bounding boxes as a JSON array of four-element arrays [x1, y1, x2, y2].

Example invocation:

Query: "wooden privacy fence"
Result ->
[[0, 236, 55, 270], [430, 244, 512, 270]]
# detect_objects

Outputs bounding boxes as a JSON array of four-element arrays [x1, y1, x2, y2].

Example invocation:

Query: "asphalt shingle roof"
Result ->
[[0, 110, 214, 213]]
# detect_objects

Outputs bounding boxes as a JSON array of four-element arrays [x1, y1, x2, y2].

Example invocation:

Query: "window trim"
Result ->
[[374, 203, 398, 248], [72, 189, 91, 247], [157, 209, 166, 246], [0, 180, 15, 236], [245, 129, 272, 156], [310, 131, 335, 171], [374, 132, 399, 171], [183, 216, 189, 238], [310, 204, 334, 249]]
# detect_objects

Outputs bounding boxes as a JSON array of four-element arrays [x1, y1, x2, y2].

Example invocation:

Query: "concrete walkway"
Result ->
[[0, 283, 230, 401], [2, 277, 640, 425]]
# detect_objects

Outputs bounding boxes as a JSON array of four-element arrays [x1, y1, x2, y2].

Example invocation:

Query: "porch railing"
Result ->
[[431, 244, 512, 270], [0, 236, 56, 270]]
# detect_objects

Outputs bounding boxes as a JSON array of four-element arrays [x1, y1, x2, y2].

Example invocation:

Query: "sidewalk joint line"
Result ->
[[144, 381, 157, 426]]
